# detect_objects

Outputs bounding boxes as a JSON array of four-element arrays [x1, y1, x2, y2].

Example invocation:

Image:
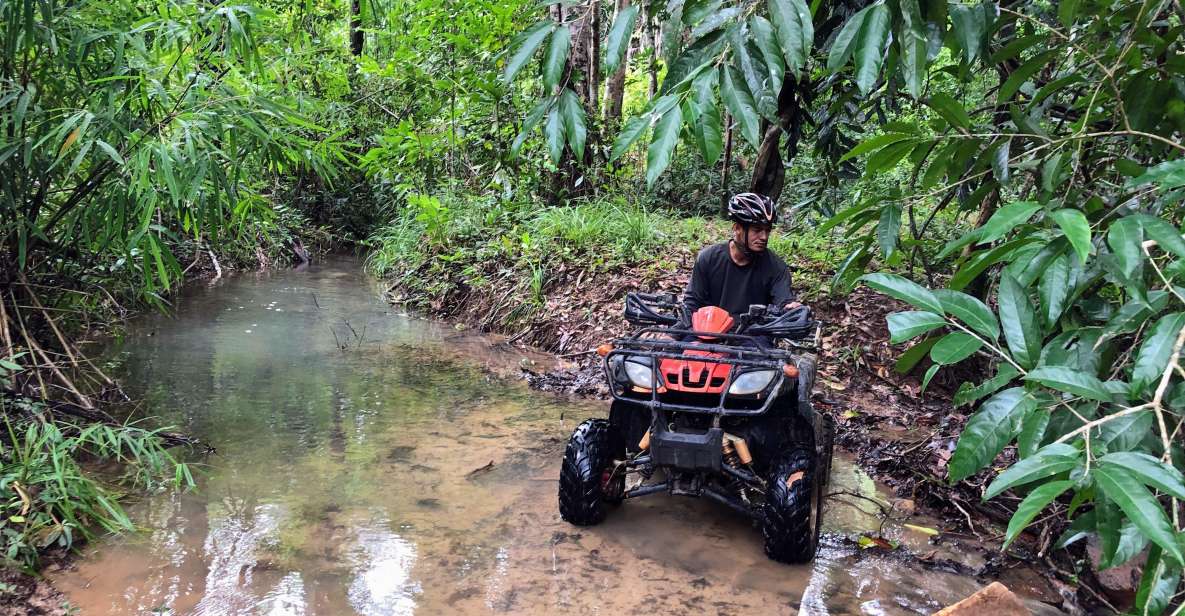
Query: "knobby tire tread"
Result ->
[[761, 447, 819, 563], [558, 419, 616, 526]]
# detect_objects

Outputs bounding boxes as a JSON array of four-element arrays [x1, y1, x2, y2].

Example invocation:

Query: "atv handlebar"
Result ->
[[622, 291, 819, 346]]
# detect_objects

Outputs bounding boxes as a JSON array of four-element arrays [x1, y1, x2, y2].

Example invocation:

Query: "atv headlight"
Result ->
[[728, 370, 777, 395], [624, 359, 656, 389]]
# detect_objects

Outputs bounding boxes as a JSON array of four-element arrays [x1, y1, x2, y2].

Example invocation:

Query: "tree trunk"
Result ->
[[588, 0, 600, 114], [603, 0, 631, 126], [748, 75, 807, 202], [350, 0, 363, 56]]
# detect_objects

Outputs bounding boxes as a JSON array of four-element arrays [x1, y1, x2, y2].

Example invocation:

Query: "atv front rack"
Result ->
[[604, 327, 806, 417]]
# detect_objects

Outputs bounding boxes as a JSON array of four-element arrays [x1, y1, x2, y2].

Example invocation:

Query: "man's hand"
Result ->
[[784, 301, 803, 310]]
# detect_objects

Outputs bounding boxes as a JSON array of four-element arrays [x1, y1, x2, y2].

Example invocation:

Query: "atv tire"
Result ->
[[559, 419, 623, 526], [761, 447, 822, 563]]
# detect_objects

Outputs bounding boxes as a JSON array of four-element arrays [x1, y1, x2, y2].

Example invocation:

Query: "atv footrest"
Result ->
[[650, 426, 723, 473]]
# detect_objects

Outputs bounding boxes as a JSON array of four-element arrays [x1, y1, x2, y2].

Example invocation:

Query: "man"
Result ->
[[683, 192, 800, 321]]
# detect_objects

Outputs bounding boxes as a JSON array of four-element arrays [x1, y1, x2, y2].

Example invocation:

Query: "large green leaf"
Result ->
[[1038, 254, 1071, 330], [503, 20, 554, 84], [1132, 214, 1185, 259], [646, 105, 682, 186], [610, 114, 650, 162], [750, 17, 785, 91], [1093, 465, 1185, 564], [852, 3, 890, 94], [1050, 209, 1091, 263], [931, 332, 982, 365], [953, 363, 1020, 407], [559, 89, 587, 159], [1003, 480, 1074, 549], [998, 50, 1057, 102], [543, 26, 570, 90], [841, 132, 916, 162], [1097, 409, 1154, 452], [721, 66, 761, 148], [860, 273, 945, 315], [1099, 452, 1185, 500], [1135, 547, 1181, 616], [1025, 367, 1112, 402], [934, 289, 999, 341], [826, 4, 868, 72], [877, 203, 900, 258], [949, 387, 1031, 482], [887, 311, 946, 343], [690, 70, 723, 164], [1107, 216, 1144, 279], [1016, 406, 1051, 458], [977, 201, 1042, 245], [510, 97, 553, 158], [897, 0, 927, 98], [767, 0, 812, 77], [1130, 312, 1185, 397], [602, 5, 639, 75], [545, 104, 564, 164], [926, 93, 971, 130], [949, 2, 985, 63], [894, 335, 939, 373], [690, 6, 741, 41], [998, 274, 1042, 369]]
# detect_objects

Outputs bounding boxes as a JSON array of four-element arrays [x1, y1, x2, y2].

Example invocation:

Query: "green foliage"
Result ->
[[1, 403, 193, 569]]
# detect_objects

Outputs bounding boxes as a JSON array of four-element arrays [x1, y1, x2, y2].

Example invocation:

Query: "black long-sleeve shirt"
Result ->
[[682, 242, 796, 318]]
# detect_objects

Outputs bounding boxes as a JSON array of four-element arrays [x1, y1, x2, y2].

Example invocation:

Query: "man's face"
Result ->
[[734, 223, 772, 252]]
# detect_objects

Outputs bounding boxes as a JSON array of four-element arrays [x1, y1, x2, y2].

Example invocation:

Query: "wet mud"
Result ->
[[50, 259, 1064, 615]]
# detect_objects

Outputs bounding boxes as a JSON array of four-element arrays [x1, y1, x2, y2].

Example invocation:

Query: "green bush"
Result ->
[[1, 401, 194, 569]]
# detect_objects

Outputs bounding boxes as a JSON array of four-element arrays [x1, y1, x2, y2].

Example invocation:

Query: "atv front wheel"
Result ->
[[761, 448, 823, 563], [558, 419, 623, 525]]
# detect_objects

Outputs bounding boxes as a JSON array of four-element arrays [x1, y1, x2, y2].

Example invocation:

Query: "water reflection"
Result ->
[[347, 520, 420, 615]]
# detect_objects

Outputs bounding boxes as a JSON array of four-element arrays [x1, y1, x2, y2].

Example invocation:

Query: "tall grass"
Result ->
[[1, 405, 194, 569]]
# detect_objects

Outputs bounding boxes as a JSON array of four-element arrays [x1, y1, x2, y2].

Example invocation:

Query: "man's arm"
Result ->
[[769, 262, 799, 308]]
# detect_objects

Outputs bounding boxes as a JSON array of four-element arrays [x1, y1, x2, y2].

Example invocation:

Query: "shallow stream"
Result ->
[[52, 259, 1060, 615]]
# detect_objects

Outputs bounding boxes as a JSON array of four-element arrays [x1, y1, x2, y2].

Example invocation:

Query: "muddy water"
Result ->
[[53, 259, 1053, 615]]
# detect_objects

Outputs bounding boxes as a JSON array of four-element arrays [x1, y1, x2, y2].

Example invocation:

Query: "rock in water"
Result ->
[[934, 582, 1030, 616]]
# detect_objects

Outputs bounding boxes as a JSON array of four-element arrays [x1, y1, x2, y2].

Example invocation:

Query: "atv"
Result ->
[[558, 292, 833, 563]]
